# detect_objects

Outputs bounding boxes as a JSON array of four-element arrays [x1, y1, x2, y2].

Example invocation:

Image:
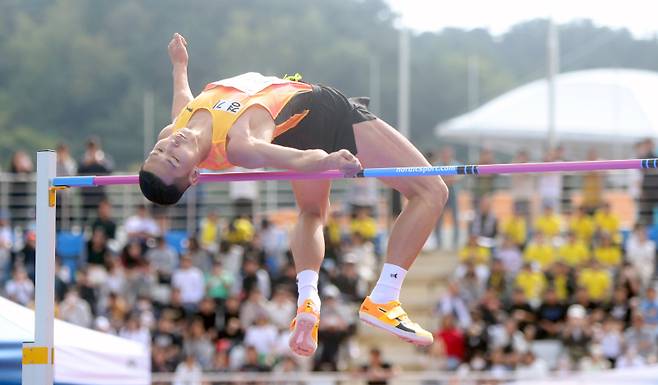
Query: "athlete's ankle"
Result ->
[[369, 263, 407, 304], [297, 269, 321, 312]]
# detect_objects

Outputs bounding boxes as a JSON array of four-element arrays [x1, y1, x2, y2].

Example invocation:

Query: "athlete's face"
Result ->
[[142, 127, 199, 186]]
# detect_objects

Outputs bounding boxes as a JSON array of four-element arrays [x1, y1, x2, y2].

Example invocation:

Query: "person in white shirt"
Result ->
[[123, 204, 160, 242], [4, 267, 34, 305], [172, 255, 205, 309], [265, 288, 296, 331], [59, 288, 93, 328], [146, 236, 178, 281], [626, 224, 656, 289], [436, 281, 471, 329], [173, 354, 203, 385], [244, 313, 279, 356], [119, 314, 151, 349]]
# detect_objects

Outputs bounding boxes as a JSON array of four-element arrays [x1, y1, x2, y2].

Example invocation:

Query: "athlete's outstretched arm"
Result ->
[[168, 33, 194, 122], [226, 107, 362, 176]]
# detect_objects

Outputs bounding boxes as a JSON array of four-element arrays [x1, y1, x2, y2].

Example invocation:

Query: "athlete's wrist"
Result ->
[[300, 149, 329, 171], [172, 64, 188, 74]]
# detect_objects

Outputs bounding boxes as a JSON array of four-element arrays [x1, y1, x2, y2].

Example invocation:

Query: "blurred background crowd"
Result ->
[[1, 137, 390, 383], [2, 134, 658, 383]]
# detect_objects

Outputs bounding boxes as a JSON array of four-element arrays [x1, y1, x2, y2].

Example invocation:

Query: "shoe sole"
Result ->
[[288, 312, 318, 356], [359, 312, 433, 346]]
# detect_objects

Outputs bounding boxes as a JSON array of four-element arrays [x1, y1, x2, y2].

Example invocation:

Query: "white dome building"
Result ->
[[436, 68, 658, 157]]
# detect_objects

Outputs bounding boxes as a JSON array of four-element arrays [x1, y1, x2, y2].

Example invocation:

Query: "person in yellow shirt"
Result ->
[[515, 263, 547, 302], [501, 206, 527, 247], [569, 206, 596, 243], [459, 234, 491, 266], [594, 202, 621, 240], [535, 205, 562, 238], [578, 260, 612, 302], [350, 207, 378, 240], [524, 233, 556, 270], [224, 215, 254, 244], [545, 261, 575, 302], [593, 233, 622, 268], [557, 232, 591, 268], [199, 210, 221, 251]]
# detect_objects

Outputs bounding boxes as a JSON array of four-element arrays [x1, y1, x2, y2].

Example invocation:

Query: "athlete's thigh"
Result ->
[[291, 180, 332, 216], [353, 118, 436, 196]]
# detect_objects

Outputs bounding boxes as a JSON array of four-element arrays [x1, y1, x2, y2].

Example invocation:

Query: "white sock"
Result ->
[[297, 270, 321, 312], [369, 263, 407, 304]]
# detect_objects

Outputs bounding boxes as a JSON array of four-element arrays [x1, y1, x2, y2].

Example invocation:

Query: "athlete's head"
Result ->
[[139, 128, 200, 205]]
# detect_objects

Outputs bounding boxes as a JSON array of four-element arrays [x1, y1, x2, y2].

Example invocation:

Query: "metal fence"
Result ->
[[0, 172, 391, 233], [0, 169, 646, 229]]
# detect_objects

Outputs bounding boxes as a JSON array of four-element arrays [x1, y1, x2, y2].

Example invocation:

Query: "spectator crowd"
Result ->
[[432, 143, 658, 378], [0, 142, 386, 384], [3, 139, 658, 384]]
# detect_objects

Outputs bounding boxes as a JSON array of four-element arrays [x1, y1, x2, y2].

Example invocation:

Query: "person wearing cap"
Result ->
[[561, 304, 592, 365], [316, 285, 355, 370]]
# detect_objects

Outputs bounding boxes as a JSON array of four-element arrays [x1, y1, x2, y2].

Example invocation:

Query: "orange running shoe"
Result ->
[[288, 299, 320, 356], [359, 296, 433, 346]]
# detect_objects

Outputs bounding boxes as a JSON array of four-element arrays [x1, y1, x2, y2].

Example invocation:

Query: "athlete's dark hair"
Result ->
[[138, 168, 186, 206]]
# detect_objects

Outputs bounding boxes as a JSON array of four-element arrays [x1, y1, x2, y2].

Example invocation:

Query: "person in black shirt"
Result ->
[[331, 256, 363, 303], [536, 288, 566, 339], [90, 199, 117, 240], [506, 288, 535, 331], [157, 288, 188, 325], [86, 228, 109, 266], [240, 345, 270, 372], [12, 230, 36, 281], [77, 137, 113, 222], [361, 348, 394, 385], [152, 317, 184, 351], [196, 297, 218, 332], [606, 286, 633, 327], [464, 321, 489, 362]]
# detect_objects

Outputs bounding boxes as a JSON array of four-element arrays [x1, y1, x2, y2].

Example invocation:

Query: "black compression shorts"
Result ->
[[272, 84, 376, 155]]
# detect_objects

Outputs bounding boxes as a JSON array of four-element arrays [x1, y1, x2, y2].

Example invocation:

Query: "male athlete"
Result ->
[[140, 33, 448, 356]]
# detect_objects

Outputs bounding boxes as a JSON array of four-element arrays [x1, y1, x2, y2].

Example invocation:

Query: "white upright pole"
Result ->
[[23, 150, 57, 385]]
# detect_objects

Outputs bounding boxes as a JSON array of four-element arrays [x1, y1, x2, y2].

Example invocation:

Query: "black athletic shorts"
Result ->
[[272, 84, 377, 155]]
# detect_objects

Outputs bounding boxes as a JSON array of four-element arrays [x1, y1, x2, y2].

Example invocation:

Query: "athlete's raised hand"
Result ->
[[168, 33, 188, 67], [324, 149, 362, 177]]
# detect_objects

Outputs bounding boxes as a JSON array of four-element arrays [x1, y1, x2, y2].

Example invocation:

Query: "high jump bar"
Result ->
[[51, 158, 658, 187]]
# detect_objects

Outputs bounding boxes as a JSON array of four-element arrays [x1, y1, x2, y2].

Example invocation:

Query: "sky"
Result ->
[[386, 0, 658, 38]]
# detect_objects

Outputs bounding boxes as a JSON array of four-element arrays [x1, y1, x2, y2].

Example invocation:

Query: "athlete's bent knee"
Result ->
[[417, 177, 449, 215], [298, 202, 330, 222]]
